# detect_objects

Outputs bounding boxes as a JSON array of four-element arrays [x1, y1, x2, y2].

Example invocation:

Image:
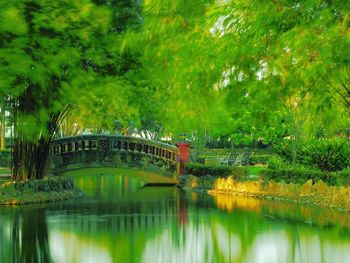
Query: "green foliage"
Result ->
[[133, 0, 350, 148], [0, 1, 147, 180], [248, 155, 272, 165], [1, 0, 349, 181], [185, 162, 230, 178], [121, 0, 236, 137], [0, 150, 11, 167], [274, 138, 350, 172], [242, 166, 264, 176], [299, 139, 350, 172], [178, 175, 192, 188], [0, 176, 81, 205], [227, 107, 289, 147], [260, 168, 336, 186], [178, 174, 216, 189], [210, 0, 350, 133], [185, 162, 247, 179], [196, 156, 206, 164], [336, 169, 350, 187], [197, 175, 216, 189], [273, 141, 293, 161], [13, 177, 74, 193], [267, 156, 288, 170]]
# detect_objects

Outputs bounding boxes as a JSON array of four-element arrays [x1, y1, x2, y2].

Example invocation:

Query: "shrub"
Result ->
[[197, 175, 216, 189], [185, 162, 247, 179], [299, 139, 350, 172], [249, 155, 272, 165], [336, 169, 350, 186], [0, 150, 12, 167], [231, 166, 248, 179], [267, 156, 287, 170], [274, 138, 350, 172], [196, 156, 206, 164], [185, 162, 230, 177], [178, 175, 192, 188], [273, 140, 293, 161], [178, 175, 215, 189], [14, 177, 74, 193], [259, 168, 337, 185]]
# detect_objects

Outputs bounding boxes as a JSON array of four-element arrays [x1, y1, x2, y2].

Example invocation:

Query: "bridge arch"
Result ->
[[49, 135, 182, 184]]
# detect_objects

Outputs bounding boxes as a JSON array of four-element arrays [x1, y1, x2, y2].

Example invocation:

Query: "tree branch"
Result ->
[[342, 82, 350, 94]]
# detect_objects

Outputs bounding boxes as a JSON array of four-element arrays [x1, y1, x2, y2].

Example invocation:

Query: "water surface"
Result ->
[[1, 172, 350, 263]]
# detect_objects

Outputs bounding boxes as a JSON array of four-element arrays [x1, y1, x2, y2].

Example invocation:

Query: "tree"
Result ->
[[136, 0, 349, 146], [3, 0, 349, 181], [212, 0, 349, 131], [121, 0, 235, 140], [0, 0, 142, 180]]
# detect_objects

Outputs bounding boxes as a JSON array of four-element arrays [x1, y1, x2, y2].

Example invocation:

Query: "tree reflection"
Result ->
[[11, 208, 52, 263]]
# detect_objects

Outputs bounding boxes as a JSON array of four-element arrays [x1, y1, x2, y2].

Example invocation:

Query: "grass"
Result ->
[[0, 167, 11, 175], [0, 167, 11, 185], [0, 189, 82, 205]]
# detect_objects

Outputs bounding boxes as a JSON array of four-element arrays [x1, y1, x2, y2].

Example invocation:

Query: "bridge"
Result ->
[[49, 135, 190, 184]]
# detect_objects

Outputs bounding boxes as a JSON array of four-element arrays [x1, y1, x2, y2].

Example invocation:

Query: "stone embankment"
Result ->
[[182, 175, 350, 212]]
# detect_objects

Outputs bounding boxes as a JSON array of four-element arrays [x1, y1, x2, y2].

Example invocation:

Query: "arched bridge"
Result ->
[[49, 135, 189, 185]]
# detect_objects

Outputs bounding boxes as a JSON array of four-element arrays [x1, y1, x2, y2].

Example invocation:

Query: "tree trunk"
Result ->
[[11, 93, 71, 181], [1, 107, 5, 150], [13, 138, 51, 181]]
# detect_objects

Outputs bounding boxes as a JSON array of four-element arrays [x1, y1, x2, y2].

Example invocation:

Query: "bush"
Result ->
[[197, 175, 216, 189], [178, 175, 192, 188], [185, 162, 231, 177], [336, 169, 350, 186], [267, 156, 286, 169], [248, 155, 272, 165], [299, 139, 350, 172], [274, 138, 350, 172], [185, 162, 247, 179], [259, 168, 337, 185], [14, 177, 74, 193], [196, 156, 206, 164], [0, 150, 12, 167], [273, 140, 293, 161], [178, 175, 216, 189]]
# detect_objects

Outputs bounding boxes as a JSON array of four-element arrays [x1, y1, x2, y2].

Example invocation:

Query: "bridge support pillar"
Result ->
[[176, 142, 190, 175]]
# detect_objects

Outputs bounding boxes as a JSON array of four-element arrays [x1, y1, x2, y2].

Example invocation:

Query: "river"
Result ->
[[1, 172, 350, 263]]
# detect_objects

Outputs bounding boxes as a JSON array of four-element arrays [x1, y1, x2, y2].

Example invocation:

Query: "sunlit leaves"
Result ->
[[1, 0, 349, 146], [0, 1, 27, 35], [205, 0, 350, 138], [0, 0, 122, 141]]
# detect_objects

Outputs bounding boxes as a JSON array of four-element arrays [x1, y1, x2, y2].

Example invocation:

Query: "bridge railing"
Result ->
[[50, 134, 178, 165]]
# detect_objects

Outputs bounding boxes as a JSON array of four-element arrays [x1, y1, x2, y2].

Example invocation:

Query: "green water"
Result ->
[[1, 173, 350, 263]]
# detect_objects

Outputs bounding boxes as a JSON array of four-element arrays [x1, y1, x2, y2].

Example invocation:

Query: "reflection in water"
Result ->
[[1, 173, 350, 262], [73, 174, 144, 200], [50, 231, 113, 263], [211, 192, 350, 230], [212, 193, 262, 213], [0, 208, 52, 263]]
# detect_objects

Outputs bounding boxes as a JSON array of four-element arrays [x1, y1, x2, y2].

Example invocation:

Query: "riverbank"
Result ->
[[180, 175, 350, 212], [0, 177, 83, 205]]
